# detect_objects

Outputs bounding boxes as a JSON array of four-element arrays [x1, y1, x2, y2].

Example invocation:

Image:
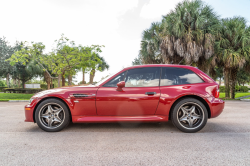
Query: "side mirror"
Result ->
[[116, 81, 125, 91]]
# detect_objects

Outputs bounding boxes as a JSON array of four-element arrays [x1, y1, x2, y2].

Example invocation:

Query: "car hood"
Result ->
[[32, 85, 99, 98]]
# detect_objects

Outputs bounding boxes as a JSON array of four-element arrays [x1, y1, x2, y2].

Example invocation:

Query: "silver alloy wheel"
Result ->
[[177, 102, 204, 130], [38, 103, 65, 129]]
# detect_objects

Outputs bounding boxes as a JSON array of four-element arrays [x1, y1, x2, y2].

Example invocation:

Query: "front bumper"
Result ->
[[24, 99, 38, 122]]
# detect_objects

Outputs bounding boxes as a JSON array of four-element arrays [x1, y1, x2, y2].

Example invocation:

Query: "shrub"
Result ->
[[41, 84, 47, 90], [235, 85, 240, 92], [0, 87, 7, 92], [239, 86, 249, 92], [0, 80, 6, 86], [219, 86, 225, 92]]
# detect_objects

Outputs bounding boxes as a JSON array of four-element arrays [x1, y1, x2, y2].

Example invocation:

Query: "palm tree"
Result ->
[[214, 17, 250, 99], [89, 54, 109, 84], [160, 0, 219, 67], [138, 22, 164, 64]]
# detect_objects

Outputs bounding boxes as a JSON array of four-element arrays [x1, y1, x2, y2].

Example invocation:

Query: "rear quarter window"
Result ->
[[161, 67, 204, 86]]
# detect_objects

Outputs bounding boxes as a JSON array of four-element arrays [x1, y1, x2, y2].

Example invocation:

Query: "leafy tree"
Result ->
[[0, 80, 6, 86], [214, 17, 250, 98], [0, 38, 21, 87], [160, 0, 219, 69], [89, 53, 109, 84], [237, 69, 250, 86], [139, 22, 164, 64], [12, 60, 43, 88], [7, 34, 104, 87], [132, 57, 142, 65], [136, 0, 219, 75], [215, 67, 224, 86]]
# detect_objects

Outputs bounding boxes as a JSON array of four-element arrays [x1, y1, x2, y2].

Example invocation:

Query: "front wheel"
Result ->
[[35, 99, 70, 132], [171, 98, 208, 133]]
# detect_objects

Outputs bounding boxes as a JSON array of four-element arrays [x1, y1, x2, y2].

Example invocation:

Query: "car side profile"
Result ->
[[25, 64, 224, 133]]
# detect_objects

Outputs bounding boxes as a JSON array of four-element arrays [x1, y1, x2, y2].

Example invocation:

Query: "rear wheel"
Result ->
[[171, 98, 208, 133], [35, 99, 70, 132]]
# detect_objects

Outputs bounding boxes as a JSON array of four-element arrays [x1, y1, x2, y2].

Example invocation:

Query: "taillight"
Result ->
[[214, 87, 220, 98]]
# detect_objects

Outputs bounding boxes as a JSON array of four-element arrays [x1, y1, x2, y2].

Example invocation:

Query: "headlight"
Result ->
[[29, 98, 34, 104]]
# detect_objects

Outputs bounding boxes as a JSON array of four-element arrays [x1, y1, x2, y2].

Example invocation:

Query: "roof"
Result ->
[[124, 64, 198, 70]]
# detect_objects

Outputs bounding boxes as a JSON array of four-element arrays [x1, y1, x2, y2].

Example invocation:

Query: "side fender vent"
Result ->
[[73, 94, 89, 97]]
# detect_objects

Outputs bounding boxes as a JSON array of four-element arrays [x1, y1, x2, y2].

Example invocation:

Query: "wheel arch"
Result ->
[[33, 97, 72, 123], [168, 95, 211, 120]]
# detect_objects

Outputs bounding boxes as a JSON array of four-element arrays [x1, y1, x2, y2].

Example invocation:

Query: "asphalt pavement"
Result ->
[[0, 101, 250, 165]]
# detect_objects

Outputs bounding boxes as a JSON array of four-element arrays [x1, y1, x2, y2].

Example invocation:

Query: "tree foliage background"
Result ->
[[134, 0, 250, 99]]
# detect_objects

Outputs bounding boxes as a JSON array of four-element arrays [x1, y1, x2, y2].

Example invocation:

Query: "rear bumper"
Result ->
[[209, 98, 225, 118]]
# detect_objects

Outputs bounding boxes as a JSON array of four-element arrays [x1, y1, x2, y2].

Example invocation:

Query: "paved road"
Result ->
[[0, 101, 250, 165]]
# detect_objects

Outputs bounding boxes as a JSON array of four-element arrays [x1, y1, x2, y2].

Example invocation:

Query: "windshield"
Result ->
[[94, 70, 121, 86]]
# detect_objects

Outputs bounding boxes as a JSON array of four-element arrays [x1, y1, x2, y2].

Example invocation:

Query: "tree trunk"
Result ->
[[58, 74, 61, 87], [219, 77, 222, 87], [47, 81, 50, 89], [18, 79, 20, 88], [62, 71, 65, 86], [224, 68, 230, 98], [51, 78, 53, 89], [82, 68, 85, 84], [230, 68, 238, 99], [89, 69, 95, 84], [44, 72, 51, 90], [6, 73, 10, 88], [13, 78, 16, 86], [22, 80, 25, 89], [68, 75, 72, 85]]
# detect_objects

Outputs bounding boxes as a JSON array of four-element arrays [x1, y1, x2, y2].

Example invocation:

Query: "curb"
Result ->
[[236, 95, 250, 100], [240, 99, 250, 102], [8, 100, 29, 102]]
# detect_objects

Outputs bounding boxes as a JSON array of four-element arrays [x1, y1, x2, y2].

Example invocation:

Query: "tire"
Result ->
[[171, 98, 208, 133], [35, 98, 70, 132]]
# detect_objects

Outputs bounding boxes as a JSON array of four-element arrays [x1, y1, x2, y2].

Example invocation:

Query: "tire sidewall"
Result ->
[[171, 98, 208, 133], [35, 98, 70, 132]]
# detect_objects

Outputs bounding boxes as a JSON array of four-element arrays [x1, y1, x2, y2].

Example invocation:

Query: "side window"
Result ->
[[124, 68, 160, 87], [103, 72, 126, 87], [161, 67, 204, 86]]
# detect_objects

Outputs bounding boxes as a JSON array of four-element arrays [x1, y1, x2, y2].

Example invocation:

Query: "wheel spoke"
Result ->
[[54, 108, 63, 115], [48, 118, 53, 127], [47, 105, 53, 113], [41, 113, 50, 119], [181, 107, 189, 114], [192, 115, 201, 120], [189, 106, 196, 114], [187, 118, 194, 127], [53, 117, 62, 123], [179, 116, 188, 122]]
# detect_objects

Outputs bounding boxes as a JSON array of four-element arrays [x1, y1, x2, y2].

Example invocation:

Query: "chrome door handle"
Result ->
[[145, 92, 156, 95]]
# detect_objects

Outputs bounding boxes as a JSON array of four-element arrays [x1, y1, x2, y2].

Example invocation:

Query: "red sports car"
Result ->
[[25, 64, 224, 133]]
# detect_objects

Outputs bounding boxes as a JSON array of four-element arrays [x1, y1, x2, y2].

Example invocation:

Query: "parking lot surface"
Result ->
[[0, 101, 250, 165]]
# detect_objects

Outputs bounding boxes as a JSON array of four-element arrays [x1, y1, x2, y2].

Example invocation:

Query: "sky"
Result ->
[[1, 0, 250, 84]]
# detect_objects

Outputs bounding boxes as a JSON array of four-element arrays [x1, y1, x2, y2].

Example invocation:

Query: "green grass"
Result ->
[[0, 93, 34, 100], [219, 92, 250, 99]]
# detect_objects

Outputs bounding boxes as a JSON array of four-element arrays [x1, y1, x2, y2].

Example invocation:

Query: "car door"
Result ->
[[96, 67, 161, 116]]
